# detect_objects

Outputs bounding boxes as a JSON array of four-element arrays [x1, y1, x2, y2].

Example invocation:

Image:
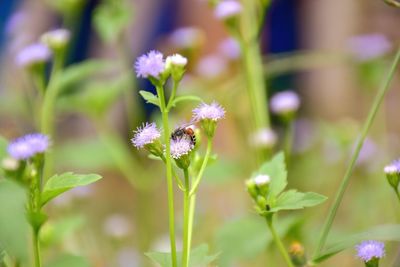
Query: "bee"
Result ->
[[171, 124, 196, 146]]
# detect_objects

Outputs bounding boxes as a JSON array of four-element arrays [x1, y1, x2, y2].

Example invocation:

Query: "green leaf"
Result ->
[[139, 90, 160, 107], [145, 244, 218, 267], [313, 224, 400, 263], [93, 0, 133, 43], [41, 173, 102, 206], [170, 95, 203, 108], [41, 216, 85, 247], [0, 180, 29, 262], [270, 190, 327, 212], [215, 216, 299, 267], [258, 152, 287, 197], [56, 60, 116, 94], [45, 254, 89, 267]]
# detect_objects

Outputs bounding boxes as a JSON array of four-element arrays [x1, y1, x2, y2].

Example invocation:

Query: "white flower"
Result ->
[[253, 174, 270, 186]]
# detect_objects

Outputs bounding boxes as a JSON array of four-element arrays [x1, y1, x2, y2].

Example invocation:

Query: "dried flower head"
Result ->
[[192, 101, 225, 122], [215, 0, 242, 19], [270, 91, 300, 115], [170, 138, 194, 159], [15, 43, 51, 67], [348, 34, 392, 61], [135, 50, 165, 79], [131, 123, 161, 149], [356, 240, 385, 262], [7, 133, 50, 160]]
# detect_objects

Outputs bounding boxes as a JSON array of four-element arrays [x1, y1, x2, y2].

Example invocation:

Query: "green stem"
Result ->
[[394, 189, 400, 204], [187, 194, 196, 248], [182, 168, 191, 267], [33, 230, 41, 267], [166, 79, 179, 111], [266, 216, 294, 267], [283, 120, 294, 165], [189, 139, 212, 197], [160, 155, 185, 190], [313, 46, 400, 259], [41, 51, 65, 181], [156, 85, 178, 267]]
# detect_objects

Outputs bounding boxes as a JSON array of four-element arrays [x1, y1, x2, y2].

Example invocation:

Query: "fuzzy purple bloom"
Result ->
[[131, 123, 161, 149], [384, 159, 400, 174], [7, 133, 50, 160], [192, 101, 225, 122], [134, 50, 165, 79], [270, 91, 300, 114], [356, 240, 385, 262], [348, 34, 392, 61], [219, 38, 241, 59], [170, 138, 194, 159], [15, 43, 51, 67], [169, 27, 203, 49], [215, 0, 242, 19]]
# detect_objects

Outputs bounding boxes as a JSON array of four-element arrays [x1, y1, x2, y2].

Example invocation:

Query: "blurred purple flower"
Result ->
[[215, 0, 242, 19], [270, 91, 300, 115], [347, 34, 392, 61], [356, 240, 385, 262], [169, 27, 203, 49], [15, 43, 51, 67], [8, 133, 50, 160], [219, 38, 241, 60], [192, 101, 225, 122], [131, 122, 161, 149], [250, 128, 277, 148], [384, 159, 400, 174], [196, 55, 227, 78], [134, 50, 165, 79]]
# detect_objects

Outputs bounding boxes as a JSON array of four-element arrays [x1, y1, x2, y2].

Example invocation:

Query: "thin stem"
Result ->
[[189, 139, 212, 197], [187, 194, 196, 248], [160, 155, 185, 190], [33, 230, 41, 267], [313, 46, 400, 259], [166, 79, 179, 111], [156, 85, 178, 267], [182, 168, 191, 267], [283, 120, 294, 165], [266, 216, 294, 267]]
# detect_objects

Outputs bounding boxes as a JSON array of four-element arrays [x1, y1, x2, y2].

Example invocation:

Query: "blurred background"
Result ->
[[0, 0, 399, 266]]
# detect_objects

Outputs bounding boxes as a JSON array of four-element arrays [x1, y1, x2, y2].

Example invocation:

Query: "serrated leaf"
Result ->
[[45, 254, 89, 267], [258, 152, 287, 197], [41, 173, 102, 206], [139, 90, 160, 107], [145, 244, 218, 267], [170, 95, 203, 108], [270, 190, 327, 212], [215, 216, 298, 267], [313, 224, 400, 263]]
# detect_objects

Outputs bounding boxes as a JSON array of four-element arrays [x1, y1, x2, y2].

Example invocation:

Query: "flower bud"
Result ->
[[270, 91, 300, 122], [384, 160, 400, 191], [41, 29, 71, 51], [166, 54, 187, 82], [289, 241, 307, 267]]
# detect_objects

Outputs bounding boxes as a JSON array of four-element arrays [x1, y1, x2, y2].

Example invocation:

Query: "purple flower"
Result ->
[[131, 123, 161, 149], [15, 43, 51, 67], [356, 240, 385, 262], [219, 38, 241, 59], [347, 34, 392, 61], [270, 91, 300, 115], [134, 50, 165, 79], [169, 27, 203, 49], [7, 133, 50, 160], [215, 0, 242, 19], [196, 55, 227, 78], [384, 159, 400, 174], [170, 138, 194, 159], [192, 101, 225, 122]]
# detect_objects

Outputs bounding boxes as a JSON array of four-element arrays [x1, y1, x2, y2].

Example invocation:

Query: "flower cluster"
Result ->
[[135, 50, 166, 79], [7, 133, 50, 160], [356, 240, 385, 263]]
